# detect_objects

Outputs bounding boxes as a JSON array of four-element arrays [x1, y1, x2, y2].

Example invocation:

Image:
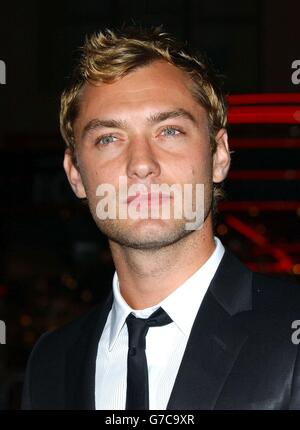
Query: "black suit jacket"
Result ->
[[22, 249, 300, 409]]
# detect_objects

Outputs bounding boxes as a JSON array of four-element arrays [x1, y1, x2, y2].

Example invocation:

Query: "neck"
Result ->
[[109, 218, 216, 309]]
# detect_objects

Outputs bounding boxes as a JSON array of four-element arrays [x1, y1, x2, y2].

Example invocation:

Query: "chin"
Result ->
[[100, 218, 193, 250]]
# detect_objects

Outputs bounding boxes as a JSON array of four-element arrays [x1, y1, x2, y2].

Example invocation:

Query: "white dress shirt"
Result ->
[[95, 236, 225, 410]]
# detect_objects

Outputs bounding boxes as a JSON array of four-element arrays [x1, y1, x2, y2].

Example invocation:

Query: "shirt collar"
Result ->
[[109, 276, 160, 351], [109, 236, 225, 350]]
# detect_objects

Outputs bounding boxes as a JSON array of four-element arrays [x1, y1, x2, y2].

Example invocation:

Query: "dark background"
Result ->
[[0, 0, 299, 409]]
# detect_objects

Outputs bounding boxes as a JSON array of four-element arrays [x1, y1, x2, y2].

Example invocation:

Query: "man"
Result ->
[[22, 26, 300, 410]]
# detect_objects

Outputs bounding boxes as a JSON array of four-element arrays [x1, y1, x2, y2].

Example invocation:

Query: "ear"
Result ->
[[63, 149, 87, 198], [212, 128, 231, 183]]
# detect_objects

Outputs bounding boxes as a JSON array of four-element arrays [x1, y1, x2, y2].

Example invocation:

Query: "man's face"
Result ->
[[64, 60, 230, 249]]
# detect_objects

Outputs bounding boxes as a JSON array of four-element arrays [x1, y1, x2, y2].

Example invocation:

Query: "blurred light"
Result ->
[[227, 94, 300, 125], [61, 273, 77, 290], [226, 215, 294, 272], [229, 106, 300, 124], [228, 93, 300, 104], [293, 264, 300, 275], [81, 290, 92, 302], [219, 201, 300, 211], [47, 324, 58, 331], [20, 314, 32, 327], [217, 224, 228, 236], [248, 206, 260, 217], [228, 170, 300, 180]]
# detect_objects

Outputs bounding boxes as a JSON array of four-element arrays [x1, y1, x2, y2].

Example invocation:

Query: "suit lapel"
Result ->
[[65, 292, 113, 409], [63, 249, 252, 410], [167, 250, 253, 410]]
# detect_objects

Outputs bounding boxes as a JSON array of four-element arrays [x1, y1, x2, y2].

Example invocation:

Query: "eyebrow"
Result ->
[[147, 109, 198, 126], [81, 108, 198, 140]]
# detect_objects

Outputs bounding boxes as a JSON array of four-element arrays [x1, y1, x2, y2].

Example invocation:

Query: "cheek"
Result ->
[[187, 141, 212, 177], [77, 158, 101, 196], [189, 157, 213, 184]]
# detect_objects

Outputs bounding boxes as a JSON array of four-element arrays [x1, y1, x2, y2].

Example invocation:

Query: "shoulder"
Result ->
[[251, 271, 300, 314], [34, 304, 98, 349], [220, 247, 300, 313], [22, 295, 113, 409], [236, 271, 300, 348], [28, 292, 112, 366]]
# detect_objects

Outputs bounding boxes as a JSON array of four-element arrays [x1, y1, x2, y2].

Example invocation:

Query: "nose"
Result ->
[[126, 136, 161, 181]]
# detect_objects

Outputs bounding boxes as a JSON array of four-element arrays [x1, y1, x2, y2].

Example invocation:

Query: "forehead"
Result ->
[[74, 60, 206, 128]]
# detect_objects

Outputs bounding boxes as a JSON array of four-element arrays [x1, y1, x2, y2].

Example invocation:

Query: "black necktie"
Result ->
[[125, 307, 173, 410]]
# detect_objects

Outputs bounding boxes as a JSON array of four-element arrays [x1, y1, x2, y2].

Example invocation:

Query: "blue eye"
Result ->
[[96, 135, 117, 145], [161, 127, 181, 137]]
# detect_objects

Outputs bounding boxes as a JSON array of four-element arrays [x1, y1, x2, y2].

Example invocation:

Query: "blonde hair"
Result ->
[[60, 25, 227, 204]]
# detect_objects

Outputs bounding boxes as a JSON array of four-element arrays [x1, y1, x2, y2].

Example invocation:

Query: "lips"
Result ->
[[126, 192, 171, 205]]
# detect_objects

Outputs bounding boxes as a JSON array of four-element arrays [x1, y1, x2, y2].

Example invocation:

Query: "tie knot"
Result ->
[[126, 307, 172, 353], [144, 307, 173, 327]]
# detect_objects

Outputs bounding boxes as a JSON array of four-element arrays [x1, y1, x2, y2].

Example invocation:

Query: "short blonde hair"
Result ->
[[60, 25, 227, 204]]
